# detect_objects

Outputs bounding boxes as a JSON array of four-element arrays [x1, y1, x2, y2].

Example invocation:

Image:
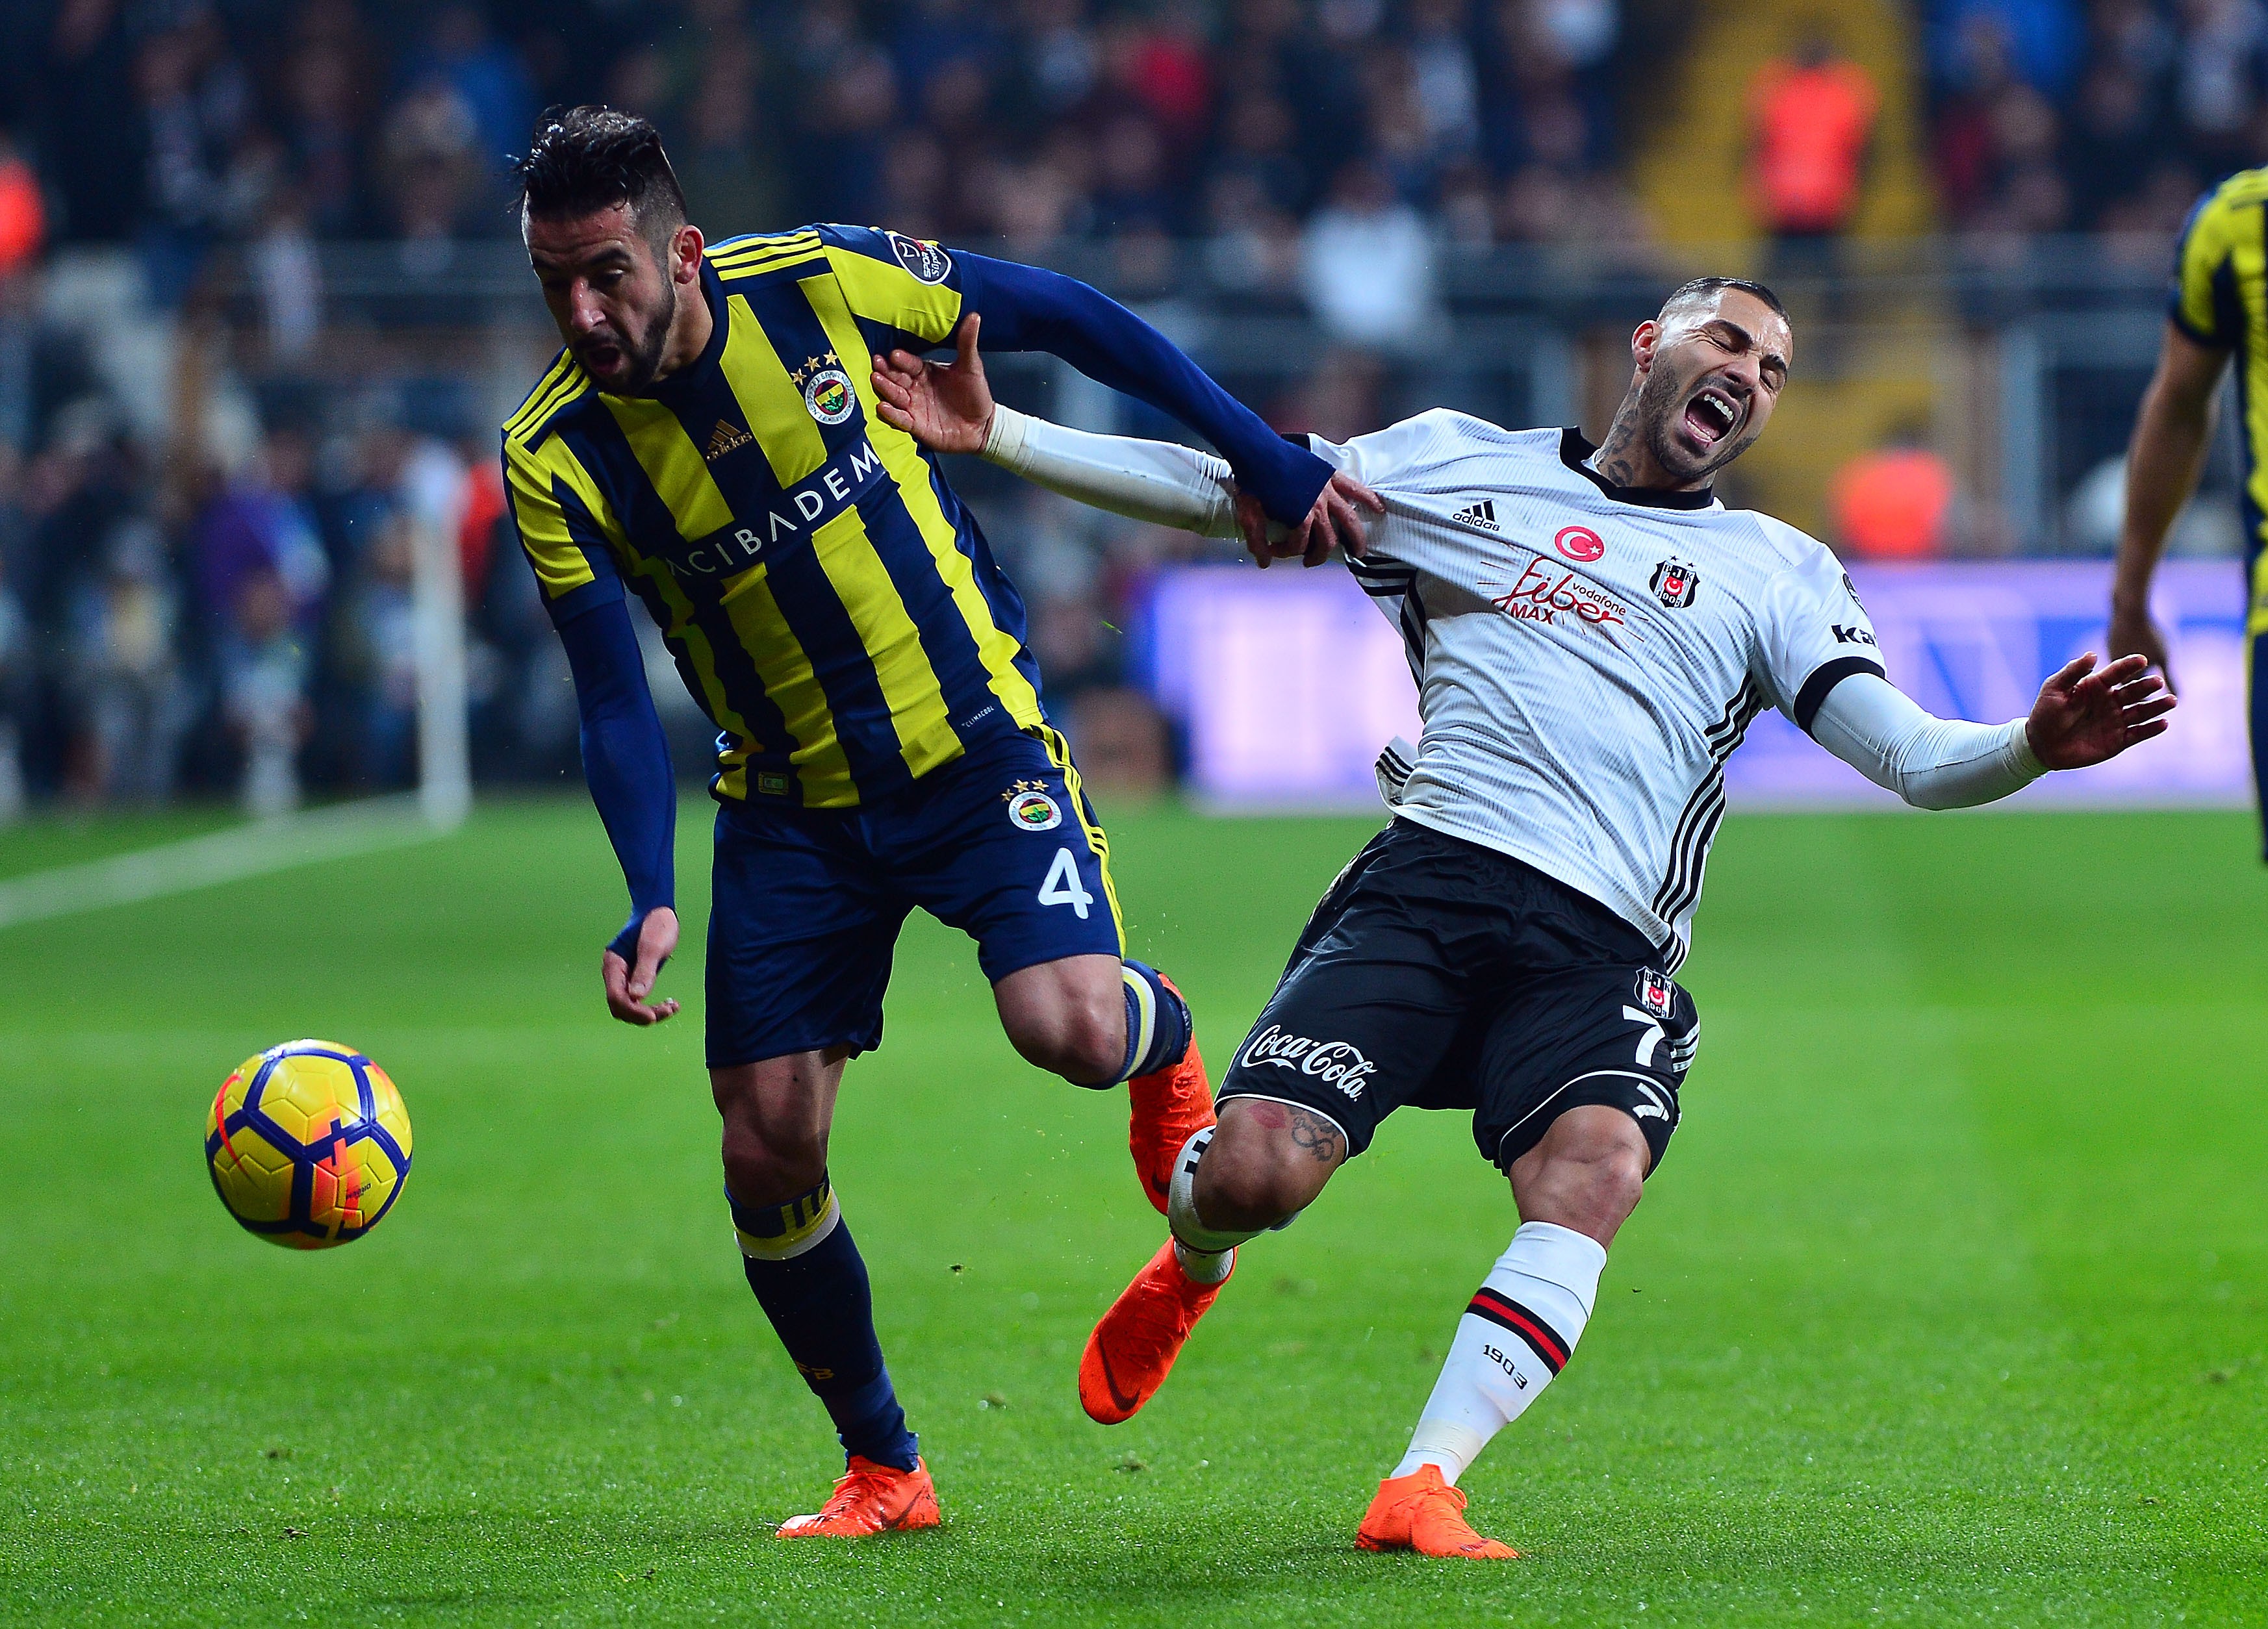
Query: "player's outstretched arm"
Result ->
[[555, 597, 680, 1026], [1807, 657, 2172, 809], [876, 318, 1239, 538], [2109, 322, 2228, 693], [952, 253, 1375, 560], [873, 320, 1382, 561]]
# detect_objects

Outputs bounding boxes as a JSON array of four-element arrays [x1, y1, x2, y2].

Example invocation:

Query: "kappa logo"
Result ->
[[1831, 624, 1878, 647], [887, 231, 952, 284], [704, 418, 754, 461], [1240, 1024, 1377, 1100], [1451, 498, 1500, 533], [1650, 556, 1700, 609]]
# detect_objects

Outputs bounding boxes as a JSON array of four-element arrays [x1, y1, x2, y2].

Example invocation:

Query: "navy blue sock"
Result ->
[[730, 1181, 918, 1471], [1114, 959, 1192, 1083]]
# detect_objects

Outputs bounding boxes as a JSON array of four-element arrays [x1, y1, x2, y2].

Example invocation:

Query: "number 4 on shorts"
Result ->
[[1039, 846, 1094, 920]]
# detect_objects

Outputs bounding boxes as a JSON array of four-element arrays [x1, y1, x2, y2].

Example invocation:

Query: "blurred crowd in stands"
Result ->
[[1926, 0, 2268, 246], [0, 0, 2262, 813]]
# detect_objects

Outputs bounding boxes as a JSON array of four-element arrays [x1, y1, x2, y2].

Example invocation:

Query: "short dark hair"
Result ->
[[1658, 276, 1789, 325], [513, 105, 688, 249]]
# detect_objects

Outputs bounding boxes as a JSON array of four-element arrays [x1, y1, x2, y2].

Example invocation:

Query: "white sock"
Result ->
[[1172, 1241, 1235, 1283], [1166, 1127, 1264, 1251], [1388, 1220, 1607, 1484]]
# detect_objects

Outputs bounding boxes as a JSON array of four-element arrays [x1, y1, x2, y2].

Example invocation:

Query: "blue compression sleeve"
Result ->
[[555, 597, 676, 961], [956, 253, 1332, 527]]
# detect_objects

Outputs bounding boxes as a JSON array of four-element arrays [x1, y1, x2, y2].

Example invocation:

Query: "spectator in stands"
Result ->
[[132, 6, 253, 305], [216, 562, 311, 815], [2172, 0, 2268, 169], [350, 512, 420, 788], [1748, 40, 1879, 278], [1300, 159, 1440, 351], [0, 521, 25, 820], [1931, 0, 2086, 101], [186, 448, 329, 648], [281, 1, 374, 237], [1830, 436, 1957, 560], [377, 75, 485, 257], [70, 518, 189, 804], [0, 135, 45, 280]]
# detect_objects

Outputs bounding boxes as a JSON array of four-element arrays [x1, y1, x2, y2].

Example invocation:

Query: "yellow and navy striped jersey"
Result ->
[[502, 225, 1044, 808], [2172, 167, 2268, 564]]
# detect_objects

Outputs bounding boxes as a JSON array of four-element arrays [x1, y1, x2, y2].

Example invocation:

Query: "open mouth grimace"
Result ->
[[1682, 385, 1741, 449]]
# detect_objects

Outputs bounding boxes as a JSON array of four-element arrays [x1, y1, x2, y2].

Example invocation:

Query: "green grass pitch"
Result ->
[[1, 801, 2263, 1626]]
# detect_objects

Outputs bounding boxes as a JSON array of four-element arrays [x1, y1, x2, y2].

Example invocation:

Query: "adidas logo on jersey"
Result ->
[[705, 419, 754, 461], [1450, 499, 1500, 533]]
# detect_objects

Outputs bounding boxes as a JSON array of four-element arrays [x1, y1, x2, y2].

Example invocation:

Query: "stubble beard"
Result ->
[[586, 275, 677, 396], [1637, 360, 1753, 486]]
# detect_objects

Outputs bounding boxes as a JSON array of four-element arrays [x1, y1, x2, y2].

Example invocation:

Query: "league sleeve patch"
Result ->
[[887, 231, 952, 284]]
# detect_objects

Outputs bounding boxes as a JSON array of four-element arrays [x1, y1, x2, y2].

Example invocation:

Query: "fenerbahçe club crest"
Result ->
[[805, 368, 854, 425], [1004, 779, 1063, 831], [793, 352, 856, 425]]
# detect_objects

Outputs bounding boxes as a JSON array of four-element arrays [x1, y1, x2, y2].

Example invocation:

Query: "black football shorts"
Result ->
[[1216, 818, 1697, 1173]]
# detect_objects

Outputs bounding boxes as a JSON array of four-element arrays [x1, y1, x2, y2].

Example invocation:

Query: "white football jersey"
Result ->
[[1310, 412, 1883, 969]]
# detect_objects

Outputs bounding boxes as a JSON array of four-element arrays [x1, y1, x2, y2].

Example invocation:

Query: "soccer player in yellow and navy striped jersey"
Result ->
[[2113, 164, 2268, 857], [503, 107, 1342, 1535]]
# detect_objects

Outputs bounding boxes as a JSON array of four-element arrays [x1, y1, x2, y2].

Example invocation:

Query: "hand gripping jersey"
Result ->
[[1317, 413, 1883, 969]]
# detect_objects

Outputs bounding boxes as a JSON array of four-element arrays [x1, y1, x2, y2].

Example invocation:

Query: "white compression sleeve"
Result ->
[[982, 404, 1245, 539], [1807, 670, 2047, 810]]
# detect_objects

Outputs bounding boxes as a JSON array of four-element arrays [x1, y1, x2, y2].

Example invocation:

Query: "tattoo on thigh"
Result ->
[[1288, 1107, 1345, 1165]]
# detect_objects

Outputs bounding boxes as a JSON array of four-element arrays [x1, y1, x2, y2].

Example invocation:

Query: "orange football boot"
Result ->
[[1127, 972, 1214, 1215], [1079, 1238, 1230, 1424], [1355, 1465, 1519, 1559], [774, 1456, 941, 1538]]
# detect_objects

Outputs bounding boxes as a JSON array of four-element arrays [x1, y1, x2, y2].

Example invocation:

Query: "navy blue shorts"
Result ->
[[705, 724, 1124, 1068]]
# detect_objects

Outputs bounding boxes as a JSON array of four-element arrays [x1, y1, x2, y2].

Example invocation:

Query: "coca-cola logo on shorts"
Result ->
[[1240, 1024, 1377, 1100]]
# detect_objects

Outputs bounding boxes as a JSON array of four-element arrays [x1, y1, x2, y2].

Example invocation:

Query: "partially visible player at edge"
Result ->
[[501, 107, 1357, 1539], [873, 279, 2172, 1558], [2107, 163, 2268, 857]]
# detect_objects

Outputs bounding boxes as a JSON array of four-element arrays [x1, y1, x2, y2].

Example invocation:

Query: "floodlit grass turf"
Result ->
[[1, 800, 2263, 1626]]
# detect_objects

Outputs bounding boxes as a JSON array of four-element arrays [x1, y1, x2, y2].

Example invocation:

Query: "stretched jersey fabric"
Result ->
[[2169, 168, 2268, 833], [503, 225, 1328, 809], [1316, 414, 1881, 969]]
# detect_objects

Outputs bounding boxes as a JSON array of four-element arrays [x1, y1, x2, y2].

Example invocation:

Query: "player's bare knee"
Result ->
[[720, 1122, 826, 1207], [1511, 1106, 1650, 1240], [1195, 1102, 1342, 1228], [992, 958, 1124, 1078]]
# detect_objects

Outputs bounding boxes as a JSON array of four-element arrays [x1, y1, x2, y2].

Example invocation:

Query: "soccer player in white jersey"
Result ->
[[871, 280, 2172, 1558]]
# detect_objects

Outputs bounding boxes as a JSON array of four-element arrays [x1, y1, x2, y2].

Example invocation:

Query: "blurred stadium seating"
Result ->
[[0, 0, 2254, 813]]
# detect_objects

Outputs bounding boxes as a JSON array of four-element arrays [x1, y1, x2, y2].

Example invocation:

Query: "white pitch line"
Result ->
[[0, 794, 448, 932]]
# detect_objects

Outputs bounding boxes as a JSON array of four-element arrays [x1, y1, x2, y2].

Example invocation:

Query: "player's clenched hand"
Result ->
[[871, 312, 994, 454], [603, 906, 681, 1026], [1238, 471, 1385, 569], [2024, 652, 2176, 770]]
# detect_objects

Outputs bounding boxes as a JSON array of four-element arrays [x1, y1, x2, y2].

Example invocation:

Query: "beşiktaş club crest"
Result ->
[[886, 231, 952, 284], [1649, 556, 1700, 608], [793, 353, 856, 425], [1002, 779, 1062, 831], [1634, 967, 1676, 1020]]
